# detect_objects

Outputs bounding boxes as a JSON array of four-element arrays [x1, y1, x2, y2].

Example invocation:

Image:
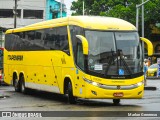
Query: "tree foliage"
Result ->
[[71, 0, 160, 38]]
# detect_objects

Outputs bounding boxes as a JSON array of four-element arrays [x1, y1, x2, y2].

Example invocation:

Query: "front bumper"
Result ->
[[84, 82, 144, 99]]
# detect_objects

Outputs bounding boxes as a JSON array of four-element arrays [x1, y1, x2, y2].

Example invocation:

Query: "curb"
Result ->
[[0, 95, 6, 98], [146, 77, 160, 79], [144, 86, 157, 90]]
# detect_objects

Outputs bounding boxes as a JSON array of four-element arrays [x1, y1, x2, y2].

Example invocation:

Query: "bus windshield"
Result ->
[[85, 31, 142, 77]]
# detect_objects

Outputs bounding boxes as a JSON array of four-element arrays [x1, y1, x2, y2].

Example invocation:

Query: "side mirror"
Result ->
[[76, 35, 89, 55], [140, 37, 153, 56]]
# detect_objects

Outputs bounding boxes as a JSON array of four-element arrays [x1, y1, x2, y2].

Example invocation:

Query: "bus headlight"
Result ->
[[92, 82, 98, 86], [83, 77, 100, 87], [136, 81, 144, 86]]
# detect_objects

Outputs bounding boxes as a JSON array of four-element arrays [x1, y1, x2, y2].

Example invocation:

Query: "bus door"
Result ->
[[74, 41, 86, 97]]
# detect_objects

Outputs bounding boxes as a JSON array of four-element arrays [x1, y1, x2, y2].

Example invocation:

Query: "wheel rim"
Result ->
[[14, 79, 19, 91], [20, 76, 25, 93], [21, 82, 25, 92]]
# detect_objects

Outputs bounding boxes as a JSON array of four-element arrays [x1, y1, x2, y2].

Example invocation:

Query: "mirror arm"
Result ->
[[76, 35, 89, 55], [140, 37, 153, 56]]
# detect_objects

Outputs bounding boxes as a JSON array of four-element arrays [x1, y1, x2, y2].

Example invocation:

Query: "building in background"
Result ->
[[0, 0, 67, 29], [0, 0, 67, 47], [0, 0, 46, 28], [46, 0, 67, 19], [0, 29, 5, 47]]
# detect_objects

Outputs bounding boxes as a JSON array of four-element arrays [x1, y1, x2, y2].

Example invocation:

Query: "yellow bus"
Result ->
[[4, 16, 153, 104]]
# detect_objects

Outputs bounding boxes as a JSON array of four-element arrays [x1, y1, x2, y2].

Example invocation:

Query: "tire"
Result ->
[[14, 76, 20, 92], [154, 72, 157, 77], [20, 75, 28, 94], [113, 99, 120, 105], [68, 81, 77, 104]]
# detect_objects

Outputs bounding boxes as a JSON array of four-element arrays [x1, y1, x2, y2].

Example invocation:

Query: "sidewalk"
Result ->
[[144, 78, 160, 90], [0, 86, 10, 98], [0, 92, 6, 98]]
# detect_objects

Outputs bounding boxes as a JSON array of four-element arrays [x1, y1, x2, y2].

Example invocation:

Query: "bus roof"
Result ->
[[6, 16, 137, 34]]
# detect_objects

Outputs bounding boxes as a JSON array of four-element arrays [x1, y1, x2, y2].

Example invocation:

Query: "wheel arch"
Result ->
[[18, 71, 26, 83], [63, 75, 75, 95], [19, 72, 24, 80]]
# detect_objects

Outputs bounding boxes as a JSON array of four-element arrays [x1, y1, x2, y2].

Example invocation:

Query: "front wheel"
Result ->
[[154, 72, 157, 77], [68, 81, 77, 104]]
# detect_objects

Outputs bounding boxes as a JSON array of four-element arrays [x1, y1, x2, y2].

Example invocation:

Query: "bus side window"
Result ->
[[44, 28, 56, 50], [70, 25, 84, 60], [56, 26, 69, 55], [27, 31, 35, 40]]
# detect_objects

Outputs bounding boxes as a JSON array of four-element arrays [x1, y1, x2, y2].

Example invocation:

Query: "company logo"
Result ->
[[8, 55, 23, 61], [1, 112, 42, 118], [2, 112, 11, 117]]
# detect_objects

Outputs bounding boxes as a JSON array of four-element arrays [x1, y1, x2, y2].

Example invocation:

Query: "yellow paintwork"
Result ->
[[4, 16, 147, 100], [85, 83, 144, 99], [5, 16, 136, 34], [81, 75, 144, 99], [140, 37, 153, 56]]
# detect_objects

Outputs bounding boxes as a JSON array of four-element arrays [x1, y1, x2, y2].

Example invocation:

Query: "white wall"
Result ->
[[0, 0, 46, 28]]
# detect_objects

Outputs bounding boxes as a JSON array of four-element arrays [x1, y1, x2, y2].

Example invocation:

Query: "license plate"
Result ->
[[113, 92, 123, 97]]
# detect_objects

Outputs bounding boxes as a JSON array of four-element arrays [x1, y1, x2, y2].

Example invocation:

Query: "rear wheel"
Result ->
[[20, 75, 28, 94], [68, 81, 77, 104], [13, 76, 20, 92], [113, 99, 120, 105]]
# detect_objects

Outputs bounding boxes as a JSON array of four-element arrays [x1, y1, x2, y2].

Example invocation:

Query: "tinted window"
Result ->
[[56, 27, 69, 51], [69, 26, 84, 60], [44, 28, 56, 50], [5, 26, 69, 54]]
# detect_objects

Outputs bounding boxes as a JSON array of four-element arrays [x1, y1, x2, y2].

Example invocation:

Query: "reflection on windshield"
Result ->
[[85, 31, 142, 77], [86, 31, 115, 56]]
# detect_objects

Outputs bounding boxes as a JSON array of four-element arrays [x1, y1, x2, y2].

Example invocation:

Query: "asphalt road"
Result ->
[[0, 79, 160, 120]]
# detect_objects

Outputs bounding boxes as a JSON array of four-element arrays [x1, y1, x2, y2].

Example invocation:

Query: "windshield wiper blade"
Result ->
[[104, 49, 132, 76], [105, 49, 116, 76], [117, 49, 132, 75]]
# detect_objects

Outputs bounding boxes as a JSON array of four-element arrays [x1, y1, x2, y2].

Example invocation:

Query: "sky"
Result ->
[[56, 0, 75, 16]]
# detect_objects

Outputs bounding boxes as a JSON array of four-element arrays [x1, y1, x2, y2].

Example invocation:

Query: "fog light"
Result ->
[[138, 91, 142, 95], [91, 90, 97, 95]]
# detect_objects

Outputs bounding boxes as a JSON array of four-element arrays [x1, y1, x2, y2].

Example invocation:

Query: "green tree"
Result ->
[[71, 0, 160, 38]]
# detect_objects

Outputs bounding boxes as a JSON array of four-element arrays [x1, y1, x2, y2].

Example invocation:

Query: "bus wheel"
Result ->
[[113, 99, 120, 105], [14, 78, 20, 92], [68, 81, 77, 104], [154, 72, 157, 76], [20, 75, 27, 94]]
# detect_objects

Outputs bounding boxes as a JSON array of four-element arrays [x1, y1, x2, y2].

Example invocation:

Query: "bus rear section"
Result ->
[[0, 47, 4, 85]]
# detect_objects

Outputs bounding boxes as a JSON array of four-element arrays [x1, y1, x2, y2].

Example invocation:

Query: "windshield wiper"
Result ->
[[117, 49, 132, 75], [105, 49, 116, 76], [104, 49, 132, 76]]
